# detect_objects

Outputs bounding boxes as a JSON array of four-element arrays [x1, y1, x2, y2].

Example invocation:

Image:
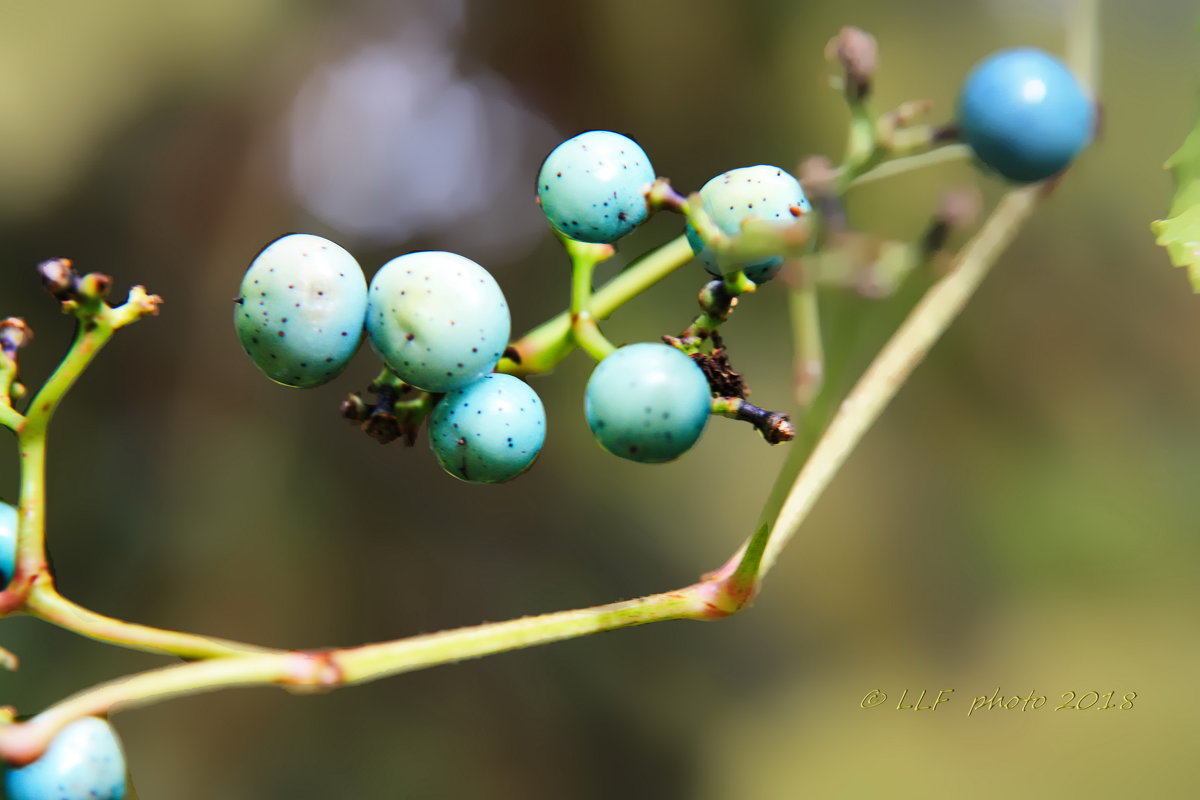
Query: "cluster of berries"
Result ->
[[231, 46, 1093, 485], [232, 129, 817, 479]]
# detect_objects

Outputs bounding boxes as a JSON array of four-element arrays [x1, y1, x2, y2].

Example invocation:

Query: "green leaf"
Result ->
[[1152, 118, 1200, 291]]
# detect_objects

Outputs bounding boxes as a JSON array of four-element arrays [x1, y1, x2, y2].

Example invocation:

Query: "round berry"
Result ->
[[4, 717, 127, 800], [685, 165, 811, 283], [234, 233, 368, 388], [428, 373, 546, 483], [366, 251, 511, 393], [0, 501, 16, 587], [585, 343, 712, 464], [537, 130, 656, 244], [957, 48, 1093, 182]]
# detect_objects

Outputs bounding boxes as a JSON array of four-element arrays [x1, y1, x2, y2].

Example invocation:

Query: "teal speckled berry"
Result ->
[[537, 130, 656, 244], [366, 251, 511, 393], [428, 373, 546, 483], [958, 48, 1094, 182], [585, 343, 712, 464], [4, 717, 127, 800], [685, 165, 811, 283], [0, 501, 16, 587], [235, 233, 368, 388]]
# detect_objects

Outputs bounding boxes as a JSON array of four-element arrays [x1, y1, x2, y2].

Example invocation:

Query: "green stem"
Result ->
[[0, 347, 21, 427], [752, 185, 1044, 578], [368, 365, 408, 394], [572, 314, 616, 361], [11, 432, 48, 589], [0, 405, 20, 431], [847, 144, 972, 189], [25, 586, 274, 659], [789, 271, 824, 407], [1067, 0, 1100, 92], [0, 4, 1098, 762], [838, 96, 882, 191], [8, 318, 115, 594], [24, 320, 115, 434], [0, 573, 741, 764], [499, 235, 695, 375], [567, 241, 617, 361]]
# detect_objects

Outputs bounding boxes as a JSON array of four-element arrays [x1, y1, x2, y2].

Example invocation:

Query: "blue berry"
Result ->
[[686, 165, 811, 283], [428, 374, 546, 483], [366, 252, 511, 393], [4, 717, 127, 800], [957, 48, 1093, 183], [537, 130, 656, 244], [235, 233, 368, 388], [585, 343, 712, 463], [0, 501, 15, 587]]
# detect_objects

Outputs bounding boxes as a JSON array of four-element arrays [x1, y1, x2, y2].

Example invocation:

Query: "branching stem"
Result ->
[[0, 0, 1098, 766]]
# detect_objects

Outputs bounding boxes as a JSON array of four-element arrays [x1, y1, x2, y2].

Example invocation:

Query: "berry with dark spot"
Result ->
[[234, 234, 367, 388], [537, 131, 656, 244], [427, 373, 546, 483], [4, 716, 127, 800], [685, 165, 811, 283], [585, 343, 712, 464], [366, 252, 510, 393]]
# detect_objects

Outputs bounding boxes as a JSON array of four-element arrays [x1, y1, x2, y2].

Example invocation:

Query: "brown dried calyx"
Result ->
[[690, 335, 747, 399]]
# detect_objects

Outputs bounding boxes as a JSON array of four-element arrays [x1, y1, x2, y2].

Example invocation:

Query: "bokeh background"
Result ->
[[0, 1, 1197, 798]]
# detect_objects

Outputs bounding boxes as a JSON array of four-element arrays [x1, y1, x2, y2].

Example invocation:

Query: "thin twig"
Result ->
[[757, 184, 1043, 576]]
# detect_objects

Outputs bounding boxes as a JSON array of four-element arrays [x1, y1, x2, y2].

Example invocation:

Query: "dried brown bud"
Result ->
[[799, 155, 838, 199], [935, 187, 983, 230], [0, 317, 32, 357], [78, 273, 113, 300], [826, 27, 878, 100], [38, 258, 77, 299], [761, 412, 795, 445], [922, 187, 983, 255], [362, 411, 403, 445], [340, 393, 370, 422]]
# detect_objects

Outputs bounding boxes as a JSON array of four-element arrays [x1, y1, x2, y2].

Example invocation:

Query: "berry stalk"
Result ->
[[564, 236, 617, 362], [499, 235, 695, 375]]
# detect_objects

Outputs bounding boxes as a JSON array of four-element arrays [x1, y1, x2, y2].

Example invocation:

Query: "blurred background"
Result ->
[[0, 1, 1197, 797]]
